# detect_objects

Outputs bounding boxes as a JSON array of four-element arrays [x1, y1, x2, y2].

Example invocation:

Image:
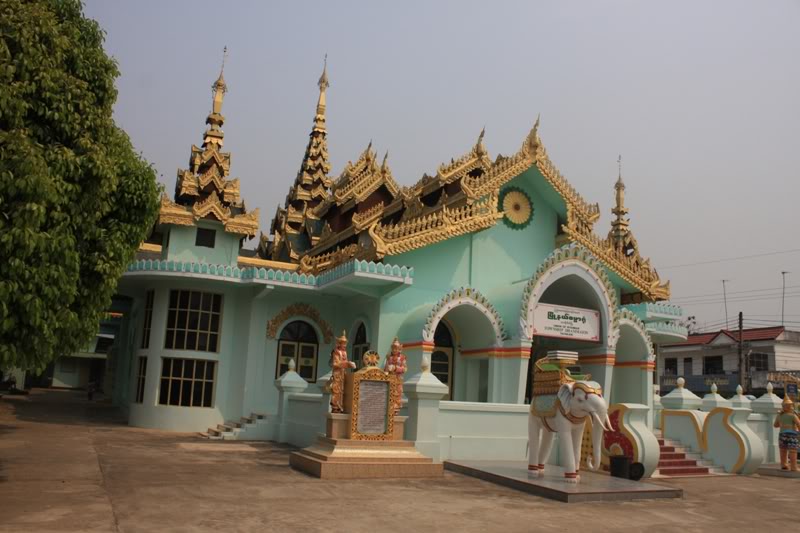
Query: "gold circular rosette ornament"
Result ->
[[499, 187, 533, 230]]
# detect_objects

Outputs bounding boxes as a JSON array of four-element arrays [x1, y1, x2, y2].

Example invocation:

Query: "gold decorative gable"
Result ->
[[332, 148, 400, 206], [193, 190, 231, 221]]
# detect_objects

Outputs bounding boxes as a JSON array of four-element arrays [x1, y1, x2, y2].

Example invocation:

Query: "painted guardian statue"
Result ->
[[528, 352, 611, 483]]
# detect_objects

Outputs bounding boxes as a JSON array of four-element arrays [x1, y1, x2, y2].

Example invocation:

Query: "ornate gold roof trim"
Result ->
[[371, 192, 502, 256], [299, 242, 376, 275], [138, 242, 163, 253], [157, 194, 194, 226], [562, 220, 670, 301], [225, 208, 260, 238], [193, 190, 231, 221], [352, 202, 385, 231], [332, 148, 400, 206], [237, 255, 298, 271]]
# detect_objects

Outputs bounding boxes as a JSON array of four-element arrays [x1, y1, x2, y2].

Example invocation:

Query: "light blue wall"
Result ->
[[166, 220, 241, 266]]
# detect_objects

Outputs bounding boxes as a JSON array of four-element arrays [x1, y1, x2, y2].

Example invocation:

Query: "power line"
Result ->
[[674, 292, 800, 307], [670, 284, 800, 302], [659, 248, 800, 270]]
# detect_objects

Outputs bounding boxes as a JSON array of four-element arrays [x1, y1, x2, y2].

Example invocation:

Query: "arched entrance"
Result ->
[[422, 287, 506, 402], [520, 246, 617, 396], [611, 310, 655, 425]]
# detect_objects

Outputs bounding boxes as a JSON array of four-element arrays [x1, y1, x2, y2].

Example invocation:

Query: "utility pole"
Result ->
[[781, 271, 790, 326], [738, 311, 744, 390], [722, 280, 730, 329]]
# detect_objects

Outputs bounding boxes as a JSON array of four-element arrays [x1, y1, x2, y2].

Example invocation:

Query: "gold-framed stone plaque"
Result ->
[[349, 367, 397, 441]]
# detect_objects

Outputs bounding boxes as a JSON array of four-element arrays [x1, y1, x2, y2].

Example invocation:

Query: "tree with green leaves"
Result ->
[[0, 0, 159, 371]]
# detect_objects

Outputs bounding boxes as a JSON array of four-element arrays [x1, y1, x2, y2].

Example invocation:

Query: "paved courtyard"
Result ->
[[0, 389, 798, 532]]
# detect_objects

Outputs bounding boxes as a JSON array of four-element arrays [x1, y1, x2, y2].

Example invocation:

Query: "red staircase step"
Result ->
[[657, 438, 665, 445], [660, 452, 686, 460], [658, 459, 698, 467], [659, 445, 676, 452], [658, 466, 709, 475]]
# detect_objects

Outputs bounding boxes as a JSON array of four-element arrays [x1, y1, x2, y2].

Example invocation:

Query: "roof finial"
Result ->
[[610, 154, 629, 245], [318, 53, 329, 90], [205, 46, 228, 147], [382, 150, 389, 171], [314, 54, 329, 132], [616, 154, 624, 187]]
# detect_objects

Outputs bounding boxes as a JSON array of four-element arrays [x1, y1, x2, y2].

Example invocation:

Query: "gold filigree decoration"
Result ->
[[192, 190, 231, 221], [224, 208, 260, 238], [372, 192, 502, 256], [333, 147, 400, 206], [352, 202, 385, 231], [349, 366, 398, 441], [265, 303, 334, 343], [157, 194, 194, 226]]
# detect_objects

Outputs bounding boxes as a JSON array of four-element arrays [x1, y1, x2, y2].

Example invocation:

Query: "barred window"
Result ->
[[664, 358, 678, 376], [135, 356, 147, 403], [158, 358, 215, 407], [750, 352, 769, 372], [141, 290, 155, 349], [703, 356, 724, 375], [165, 290, 222, 352], [276, 321, 318, 382]]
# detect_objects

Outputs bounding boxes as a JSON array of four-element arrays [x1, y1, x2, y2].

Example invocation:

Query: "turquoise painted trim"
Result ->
[[124, 258, 414, 289], [645, 321, 689, 342], [623, 302, 683, 322]]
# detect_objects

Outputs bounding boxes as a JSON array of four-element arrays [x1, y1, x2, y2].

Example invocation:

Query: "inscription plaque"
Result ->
[[356, 380, 389, 435]]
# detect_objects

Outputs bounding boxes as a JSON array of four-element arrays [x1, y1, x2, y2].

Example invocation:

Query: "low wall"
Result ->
[[437, 401, 530, 461], [746, 413, 778, 463], [285, 392, 325, 448]]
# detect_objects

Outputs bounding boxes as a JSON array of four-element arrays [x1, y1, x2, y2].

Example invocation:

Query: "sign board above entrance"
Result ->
[[532, 303, 600, 342]]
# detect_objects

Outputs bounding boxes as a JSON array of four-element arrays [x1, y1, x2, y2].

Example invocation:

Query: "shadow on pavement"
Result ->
[[2, 389, 127, 428]]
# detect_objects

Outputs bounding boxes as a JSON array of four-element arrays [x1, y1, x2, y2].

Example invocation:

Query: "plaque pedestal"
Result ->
[[290, 413, 443, 479], [291, 359, 442, 479]]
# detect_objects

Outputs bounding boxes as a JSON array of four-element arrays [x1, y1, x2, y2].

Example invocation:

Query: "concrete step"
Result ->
[[217, 423, 234, 432], [251, 413, 267, 420], [226, 421, 243, 429]]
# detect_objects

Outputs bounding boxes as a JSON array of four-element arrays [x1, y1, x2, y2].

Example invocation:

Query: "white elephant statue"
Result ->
[[528, 380, 611, 483]]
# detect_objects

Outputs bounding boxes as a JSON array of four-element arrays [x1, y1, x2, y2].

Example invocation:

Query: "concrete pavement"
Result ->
[[0, 389, 798, 532]]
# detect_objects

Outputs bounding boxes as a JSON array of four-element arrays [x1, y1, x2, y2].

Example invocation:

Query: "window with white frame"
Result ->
[[275, 321, 318, 382], [165, 290, 222, 352], [351, 323, 369, 369], [749, 352, 769, 372], [134, 357, 147, 403], [158, 357, 215, 407], [141, 290, 155, 349]]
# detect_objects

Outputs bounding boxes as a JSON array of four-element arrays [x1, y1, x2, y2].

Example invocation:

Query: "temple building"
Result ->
[[111, 58, 687, 460]]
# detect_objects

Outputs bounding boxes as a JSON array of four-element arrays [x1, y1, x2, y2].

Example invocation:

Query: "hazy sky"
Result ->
[[84, 0, 800, 330]]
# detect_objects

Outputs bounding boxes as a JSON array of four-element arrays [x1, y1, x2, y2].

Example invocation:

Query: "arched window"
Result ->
[[351, 323, 369, 368], [431, 321, 454, 399], [276, 321, 318, 382]]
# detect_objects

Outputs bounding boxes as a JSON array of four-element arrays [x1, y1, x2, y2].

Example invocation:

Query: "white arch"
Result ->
[[520, 258, 616, 347], [614, 310, 655, 362], [422, 287, 506, 347]]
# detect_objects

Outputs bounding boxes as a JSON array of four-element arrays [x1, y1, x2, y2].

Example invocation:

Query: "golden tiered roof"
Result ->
[[260, 58, 333, 261], [262, 75, 669, 301], [158, 48, 259, 238]]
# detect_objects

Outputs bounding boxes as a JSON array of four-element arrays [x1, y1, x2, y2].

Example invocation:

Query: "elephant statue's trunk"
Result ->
[[586, 410, 608, 471]]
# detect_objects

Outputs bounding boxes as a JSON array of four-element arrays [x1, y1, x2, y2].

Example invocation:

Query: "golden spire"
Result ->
[[205, 46, 228, 148], [610, 154, 630, 244], [314, 54, 329, 132]]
